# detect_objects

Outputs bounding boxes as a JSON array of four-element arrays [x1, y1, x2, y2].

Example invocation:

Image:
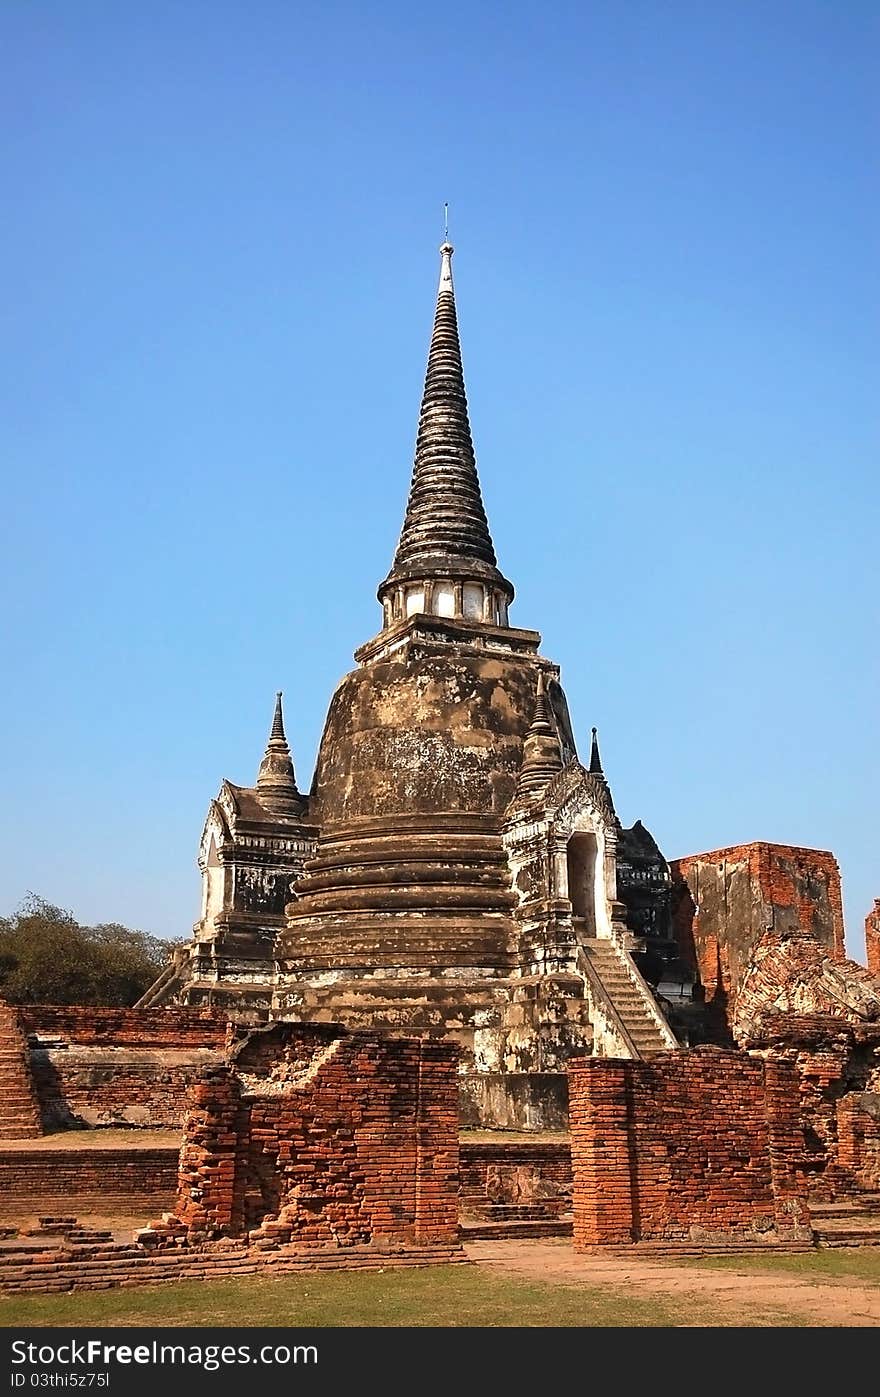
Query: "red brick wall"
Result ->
[[18, 1005, 228, 1048], [568, 1050, 811, 1246], [836, 1095, 880, 1192], [745, 1020, 880, 1198], [866, 901, 880, 979], [169, 1024, 460, 1249], [28, 1050, 221, 1131], [0, 1148, 178, 1219], [670, 843, 845, 1036], [14, 1004, 228, 1131], [790, 1043, 853, 1196], [459, 1141, 571, 1204]]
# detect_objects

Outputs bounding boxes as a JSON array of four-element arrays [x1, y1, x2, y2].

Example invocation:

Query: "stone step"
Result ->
[[0, 1243, 143, 1261], [574, 1239, 817, 1257], [0, 1242, 467, 1293], [579, 943, 671, 1053], [814, 1227, 880, 1248], [584, 977, 655, 999], [460, 1217, 573, 1241], [810, 1197, 880, 1219], [467, 1203, 564, 1222]]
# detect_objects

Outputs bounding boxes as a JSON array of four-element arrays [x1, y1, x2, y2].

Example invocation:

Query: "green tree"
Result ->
[[0, 894, 173, 1006]]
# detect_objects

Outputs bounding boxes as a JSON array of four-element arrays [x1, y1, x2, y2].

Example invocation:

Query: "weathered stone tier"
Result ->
[[309, 648, 552, 827], [280, 914, 516, 973], [289, 815, 516, 913]]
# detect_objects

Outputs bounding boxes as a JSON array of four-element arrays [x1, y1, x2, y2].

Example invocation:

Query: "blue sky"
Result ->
[[1, 2, 877, 957]]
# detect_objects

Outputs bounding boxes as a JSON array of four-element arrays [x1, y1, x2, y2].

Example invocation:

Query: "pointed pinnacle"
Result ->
[[589, 726, 604, 776], [393, 242, 496, 570], [530, 670, 554, 736], [256, 690, 299, 807], [270, 691, 285, 741], [379, 241, 514, 604], [515, 670, 563, 801]]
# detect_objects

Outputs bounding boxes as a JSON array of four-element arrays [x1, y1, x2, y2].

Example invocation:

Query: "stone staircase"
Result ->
[[460, 1201, 572, 1241], [133, 960, 184, 1009], [16, 1217, 115, 1247], [0, 1002, 42, 1139], [810, 1194, 880, 1247], [578, 939, 677, 1057]]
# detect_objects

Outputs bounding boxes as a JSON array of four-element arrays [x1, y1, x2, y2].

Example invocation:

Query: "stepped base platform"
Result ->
[[0, 1231, 465, 1295], [809, 1195, 880, 1248]]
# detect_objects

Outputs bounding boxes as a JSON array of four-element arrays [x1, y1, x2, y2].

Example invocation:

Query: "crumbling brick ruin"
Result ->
[[6, 1004, 227, 1131], [0, 1001, 41, 1140], [568, 1052, 813, 1246], [146, 1023, 460, 1249], [668, 849, 880, 1195], [731, 934, 880, 1196], [866, 899, 880, 981], [670, 842, 847, 1043], [1, 240, 878, 1288]]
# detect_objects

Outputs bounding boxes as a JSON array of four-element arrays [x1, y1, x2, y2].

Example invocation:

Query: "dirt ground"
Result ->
[[0, 1129, 181, 1150], [465, 1238, 880, 1327]]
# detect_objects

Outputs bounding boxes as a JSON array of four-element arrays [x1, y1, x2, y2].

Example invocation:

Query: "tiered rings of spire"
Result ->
[[378, 242, 514, 631], [255, 692, 303, 816]]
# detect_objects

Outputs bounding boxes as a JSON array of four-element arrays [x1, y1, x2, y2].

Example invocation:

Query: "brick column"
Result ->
[[836, 1095, 861, 1185], [413, 1040, 460, 1243], [176, 1066, 247, 1235], [865, 900, 880, 980], [837, 1094, 880, 1192], [763, 1060, 812, 1238], [0, 1000, 42, 1139], [568, 1058, 634, 1247]]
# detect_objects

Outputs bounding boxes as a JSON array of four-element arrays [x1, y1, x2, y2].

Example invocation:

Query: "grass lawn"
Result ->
[[0, 1264, 799, 1329], [679, 1247, 880, 1284]]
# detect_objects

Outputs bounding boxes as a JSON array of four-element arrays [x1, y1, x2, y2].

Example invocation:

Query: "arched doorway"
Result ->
[[567, 832, 597, 937]]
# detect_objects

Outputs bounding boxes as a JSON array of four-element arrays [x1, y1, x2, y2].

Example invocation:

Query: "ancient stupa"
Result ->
[[144, 240, 691, 1127]]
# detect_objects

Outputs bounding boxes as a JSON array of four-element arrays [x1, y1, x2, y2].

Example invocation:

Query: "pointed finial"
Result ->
[[531, 670, 554, 734], [270, 691, 285, 741], [514, 670, 562, 802], [439, 236, 454, 291], [589, 726, 604, 776], [256, 689, 301, 812], [440, 206, 453, 268]]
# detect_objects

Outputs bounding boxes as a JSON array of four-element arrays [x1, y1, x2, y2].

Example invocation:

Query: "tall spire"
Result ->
[[256, 692, 302, 814], [514, 672, 563, 802], [377, 241, 514, 623]]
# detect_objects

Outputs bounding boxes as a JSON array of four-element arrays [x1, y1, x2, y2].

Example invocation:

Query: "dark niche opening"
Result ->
[[567, 831, 597, 936]]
